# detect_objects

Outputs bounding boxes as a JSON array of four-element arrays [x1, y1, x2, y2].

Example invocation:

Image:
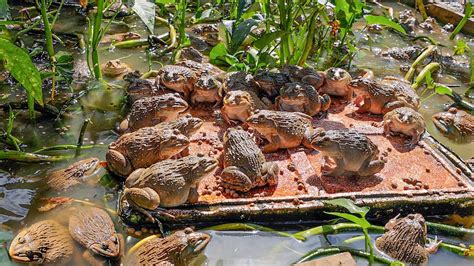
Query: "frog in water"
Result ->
[[102, 59, 130, 77], [432, 108, 474, 142], [124, 228, 211, 266], [376, 213, 441, 264], [46, 158, 101, 191], [9, 220, 74, 265]]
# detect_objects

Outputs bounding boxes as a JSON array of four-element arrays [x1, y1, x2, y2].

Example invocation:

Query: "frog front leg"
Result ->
[[322, 157, 345, 177], [106, 149, 134, 177], [261, 162, 279, 186], [221, 166, 254, 192], [354, 96, 371, 113], [262, 135, 282, 153], [187, 186, 199, 204]]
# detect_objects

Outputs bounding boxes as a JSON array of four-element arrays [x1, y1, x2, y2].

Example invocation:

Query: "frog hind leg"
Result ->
[[358, 158, 385, 177], [261, 162, 279, 186], [221, 166, 254, 192], [123, 187, 160, 222], [262, 135, 282, 153], [106, 150, 134, 177]]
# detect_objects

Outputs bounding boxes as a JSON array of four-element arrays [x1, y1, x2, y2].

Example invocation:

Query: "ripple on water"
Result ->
[[0, 171, 36, 224]]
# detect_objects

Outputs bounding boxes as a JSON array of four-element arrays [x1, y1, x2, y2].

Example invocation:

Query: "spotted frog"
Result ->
[[276, 82, 331, 116], [383, 107, 426, 145]]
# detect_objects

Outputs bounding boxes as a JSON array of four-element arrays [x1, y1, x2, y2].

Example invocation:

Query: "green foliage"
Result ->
[[450, 2, 472, 40], [55, 51, 74, 82], [0, 0, 10, 20], [0, 38, 43, 118], [365, 15, 406, 34], [454, 40, 468, 55], [132, 0, 156, 33]]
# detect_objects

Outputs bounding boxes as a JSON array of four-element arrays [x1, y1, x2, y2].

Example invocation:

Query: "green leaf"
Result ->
[[365, 15, 406, 34], [228, 18, 260, 53], [454, 39, 468, 55], [434, 84, 453, 96], [0, 0, 10, 20], [210, 42, 229, 65], [0, 38, 43, 117], [450, 2, 473, 40], [132, 0, 155, 33], [325, 212, 371, 229], [55, 51, 74, 82], [155, 0, 175, 4], [324, 198, 370, 216], [253, 30, 285, 50]]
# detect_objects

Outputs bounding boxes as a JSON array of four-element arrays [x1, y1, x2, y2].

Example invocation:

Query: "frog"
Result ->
[[311, 128, 385, 177], [180, 47, 205, 63], [156, 65, 197, 100], [101, 32, 141, 43], [119, 93, 189, 132], [9, 220, 74, 265], [281, 64, 326, 90], [432, 108, 474, 142], [320, 67, 353, 100], [124, 228, 211, 266], [124, 71, 159, 103], [375, 213, 441, 264], [220, 128, 279, 192], [221, 90, 269, 124], [106, 128, 190, 177], [68, 207, 123, 261], [246, 110, 314, 153], [398, 9, 418, 34], [191, 74, 223, 105], [381, 45, 423, 61], [349, 77, 420, 115], [47, 158, 101, 191], [176, 59, 225, 79], [419, 17, 443, 33], [367, 24, 383, 33], [154, 115, 203, 138], [190, 23, 220, 45], [383, 107, 426, 145], [101, 59, 130, 77], [276, 82, 331, 116], [253, 69, 291, 99], [223, 71, 260, 94], [122, 154, 218, 218]]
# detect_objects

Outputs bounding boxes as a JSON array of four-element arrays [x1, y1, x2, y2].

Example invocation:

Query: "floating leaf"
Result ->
[[324, 198, 370, 216], [0, 38, 43, 117], [38, 197, 73, 212], [365, 15, 406, 34]]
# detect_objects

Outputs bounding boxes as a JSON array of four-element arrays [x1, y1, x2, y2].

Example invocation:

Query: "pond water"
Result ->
[[0, 1, 473, 265]]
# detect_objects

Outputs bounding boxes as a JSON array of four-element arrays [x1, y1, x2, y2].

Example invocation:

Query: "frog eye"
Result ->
[[173, 129, 180, 135], [197, 153, 204, 157], [258, 114, 265, 119], [170, 135, 177, 140], [448, 107, 457, 114], [185, 114, 192, 118], [112, 236, 119, 244], [184, 227, 193, 234], [17, 237, 25, 244]]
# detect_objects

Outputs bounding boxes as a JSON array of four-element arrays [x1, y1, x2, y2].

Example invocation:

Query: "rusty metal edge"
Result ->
[[118, 133, 474, 228]]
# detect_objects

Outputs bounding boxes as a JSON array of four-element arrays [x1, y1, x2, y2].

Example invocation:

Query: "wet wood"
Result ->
[[295, 252, 356, 266], [426, 4, 474, 35]]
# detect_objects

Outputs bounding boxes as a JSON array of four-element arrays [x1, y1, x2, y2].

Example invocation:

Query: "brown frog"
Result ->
[[223, 71, 260, 93], [276, 82, 331, 116], [383, 107, 426, 145], [124, 228, 211, 266], [190, 23, 220, 45], [123, 154, 218, 216], [349, 77, 420, 115], [254, 69, 291, 99], [180, 47, 205, 63], [220, 128, 279, 192], [381, 46, 423, 61], [154, 115, 203, 138], [106, 128, 190, 177], [281, 65, 325, 89], [9, 220, 74, 265], [47, 158, 101, 191], [320, 67, 353, 100], [124, 71, 159, 103], [221, 90, 269, 124], [432, 108, 474, 142], [68, 207, 123, 261], [102, 59, 130, 77], [120, 93, 189, 132], [191, 74, 223, 105], [376, 213, 441, 264], [246, 110, 314, 153], [176, 59, 225, 79], [156, 65, 197, 100], [311, 129, 385, 177]]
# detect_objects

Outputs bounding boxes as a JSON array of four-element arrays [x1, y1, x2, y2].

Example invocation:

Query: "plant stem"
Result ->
[[412, 62, 440, 90], [0, 150, 72, 162], [76, 118, 90, 156], [404, 45, 437, 82], [91, 0, 105, 80], [33, 144, 99, 154], [449, 2, 473, 40], [37, 0, 57, 100], [203, 223, 305, 241]]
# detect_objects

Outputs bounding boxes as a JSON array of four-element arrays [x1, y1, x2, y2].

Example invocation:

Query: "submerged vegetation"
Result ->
[[0, 0, 473, 265]]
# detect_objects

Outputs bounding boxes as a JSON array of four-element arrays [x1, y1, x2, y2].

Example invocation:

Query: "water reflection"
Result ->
[[0, 171, 35, 224]]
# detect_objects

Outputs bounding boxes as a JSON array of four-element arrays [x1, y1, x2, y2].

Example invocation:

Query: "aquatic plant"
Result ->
[[449, 2, 472, 40]]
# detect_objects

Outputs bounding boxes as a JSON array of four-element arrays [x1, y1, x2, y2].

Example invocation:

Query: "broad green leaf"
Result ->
[[390, 262, 405, 266], [454, 40, 468, 55], [228, 18, 260, 53], [365, 15, 406, 34], [210, 42, 229, 65], [253, 30, 285, 50], [435, 84, 453, 96], [132, 0, 155, 33], [325, 212, 371, 229], [324, 198, 370, 216], [0, 38, 43, 117]]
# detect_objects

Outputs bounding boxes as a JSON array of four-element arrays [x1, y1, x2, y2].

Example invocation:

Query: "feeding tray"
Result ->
[[118, 100, 474, 228]]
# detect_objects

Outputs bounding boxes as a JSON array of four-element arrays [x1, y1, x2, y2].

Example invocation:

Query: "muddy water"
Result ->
[[0, 2, 473, 265]]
